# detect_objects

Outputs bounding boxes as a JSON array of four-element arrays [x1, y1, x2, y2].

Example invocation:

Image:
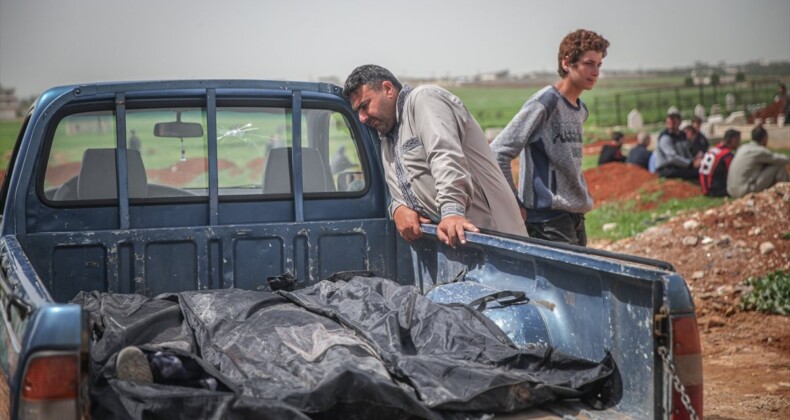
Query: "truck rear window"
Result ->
[[42, 105, 366, 203]]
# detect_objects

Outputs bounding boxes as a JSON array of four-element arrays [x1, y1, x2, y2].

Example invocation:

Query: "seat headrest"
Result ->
[[78, 148, 148, 200], [263, 147, 334, 194]]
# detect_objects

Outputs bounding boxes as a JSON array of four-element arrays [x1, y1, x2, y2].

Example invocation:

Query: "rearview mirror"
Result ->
[[153, 121, 204, 138]]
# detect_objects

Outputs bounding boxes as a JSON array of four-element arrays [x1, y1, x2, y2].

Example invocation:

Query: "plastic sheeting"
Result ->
[[73, 276, 614, 419]]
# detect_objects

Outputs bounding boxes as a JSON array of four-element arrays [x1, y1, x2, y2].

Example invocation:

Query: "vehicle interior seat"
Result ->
[[77, 148, 148, 200], [263, 147, 335, 195]]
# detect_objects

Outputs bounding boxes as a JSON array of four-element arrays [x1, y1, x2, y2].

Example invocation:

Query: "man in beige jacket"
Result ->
[[343, 65, 527, 248], [727, 124, 790, 198]]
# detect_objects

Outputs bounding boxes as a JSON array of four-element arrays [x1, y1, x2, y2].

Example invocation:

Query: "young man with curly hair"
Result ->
[[490, 29, 609, 246]]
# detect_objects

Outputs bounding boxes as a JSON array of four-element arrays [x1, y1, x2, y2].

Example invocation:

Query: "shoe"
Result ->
[[116, 346, 153, 383]]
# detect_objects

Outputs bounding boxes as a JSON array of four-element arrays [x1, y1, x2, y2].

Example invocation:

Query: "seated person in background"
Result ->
[[626, 130, 652, 170], [689, 116, 709, 157], [331, 145, 355, 175], [727, 124, 790, 198], [598, 131, 627, 165], [655, 109, 701, 181], [699, 129, 740, 197], [682, 124, 705, 160]]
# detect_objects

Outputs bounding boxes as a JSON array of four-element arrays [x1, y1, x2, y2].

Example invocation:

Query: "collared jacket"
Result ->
[[379, 85, 527, 237]]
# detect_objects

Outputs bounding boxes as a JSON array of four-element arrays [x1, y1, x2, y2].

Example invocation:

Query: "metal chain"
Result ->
[[657, 345, 699, 420]]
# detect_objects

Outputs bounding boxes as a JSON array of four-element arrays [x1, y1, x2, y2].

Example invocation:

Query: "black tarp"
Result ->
[[73, 276, 614, 419]]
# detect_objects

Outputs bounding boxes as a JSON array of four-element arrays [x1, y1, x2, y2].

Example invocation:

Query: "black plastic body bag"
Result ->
[[73, 276, 614, 419]]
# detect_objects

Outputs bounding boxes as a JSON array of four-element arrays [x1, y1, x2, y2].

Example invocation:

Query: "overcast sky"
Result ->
[[1, 0, 789, 97]]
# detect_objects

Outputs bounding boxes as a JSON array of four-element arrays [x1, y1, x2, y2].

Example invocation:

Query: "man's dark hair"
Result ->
[[692, 116, 703, 124], [612, 131, 624, 141], [343, 65, 402, 99], [751, 125, 768, 142], [723, 129, 740, 141], [779, 83, 787, 93]]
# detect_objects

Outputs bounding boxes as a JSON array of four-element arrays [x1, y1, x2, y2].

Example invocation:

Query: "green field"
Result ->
[[449, 76, 785, 134], [1, 119, 21, 172], [585, 194, 727, 241]]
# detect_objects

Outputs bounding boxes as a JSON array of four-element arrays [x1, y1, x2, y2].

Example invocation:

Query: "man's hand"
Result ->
[[438, 215, 479, 248], [692, 154, 703, 169], [394, 206, 431, 242]]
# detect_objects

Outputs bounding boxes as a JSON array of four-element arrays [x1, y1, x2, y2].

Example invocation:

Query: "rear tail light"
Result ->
[[670, 315, 703, 420], [19, 353, 80, 420]]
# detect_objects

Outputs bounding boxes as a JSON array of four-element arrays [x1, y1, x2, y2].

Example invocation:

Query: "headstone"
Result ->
[[694, 104, 706, 121], [725, 94, 736, 112], [725, 111, 747, 125], [710, 104, 721, 116], [627, 109, 644, 130], [700, 122, 714, 138], [707, 115, 724, 125]]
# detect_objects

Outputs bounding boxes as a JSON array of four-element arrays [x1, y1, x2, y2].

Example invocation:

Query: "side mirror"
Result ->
[[153, 122, 204, 138]]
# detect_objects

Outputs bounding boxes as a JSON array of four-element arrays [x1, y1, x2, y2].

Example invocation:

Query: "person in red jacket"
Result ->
[[699, 129, 741, 196]]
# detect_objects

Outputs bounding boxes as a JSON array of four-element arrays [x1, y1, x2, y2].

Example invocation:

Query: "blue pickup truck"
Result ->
[[0, 80, 702, 419]]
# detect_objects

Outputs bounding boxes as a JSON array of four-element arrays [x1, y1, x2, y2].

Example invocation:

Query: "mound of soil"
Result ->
[[147, 158, 242, 185], [584, 163, 700, 209], [593, 182, 790, 418], [749, 99, 786, 123]]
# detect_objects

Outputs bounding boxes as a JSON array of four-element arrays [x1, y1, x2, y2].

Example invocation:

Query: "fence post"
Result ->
[[656, 90, 662, 121], [712, 84, 718, 106], [675, 88, 681, 113], [615, 93, 621, 127], [699, 84, 705, 109]]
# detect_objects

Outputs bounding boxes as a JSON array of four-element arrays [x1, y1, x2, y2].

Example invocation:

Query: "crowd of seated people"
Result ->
[[601, 119, 788, 199]]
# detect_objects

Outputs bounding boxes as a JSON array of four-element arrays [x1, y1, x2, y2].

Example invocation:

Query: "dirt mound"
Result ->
[[148, 158, 242, 185], [584, 163, 700, 209], [594, 182, 790, 418], [600, 182, 790, 300], [749, 99, 785, 123]]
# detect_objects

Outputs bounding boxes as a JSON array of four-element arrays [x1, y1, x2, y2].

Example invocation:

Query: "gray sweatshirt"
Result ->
[[490, 85, 593, 222], [380, 85, 527, 237]]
